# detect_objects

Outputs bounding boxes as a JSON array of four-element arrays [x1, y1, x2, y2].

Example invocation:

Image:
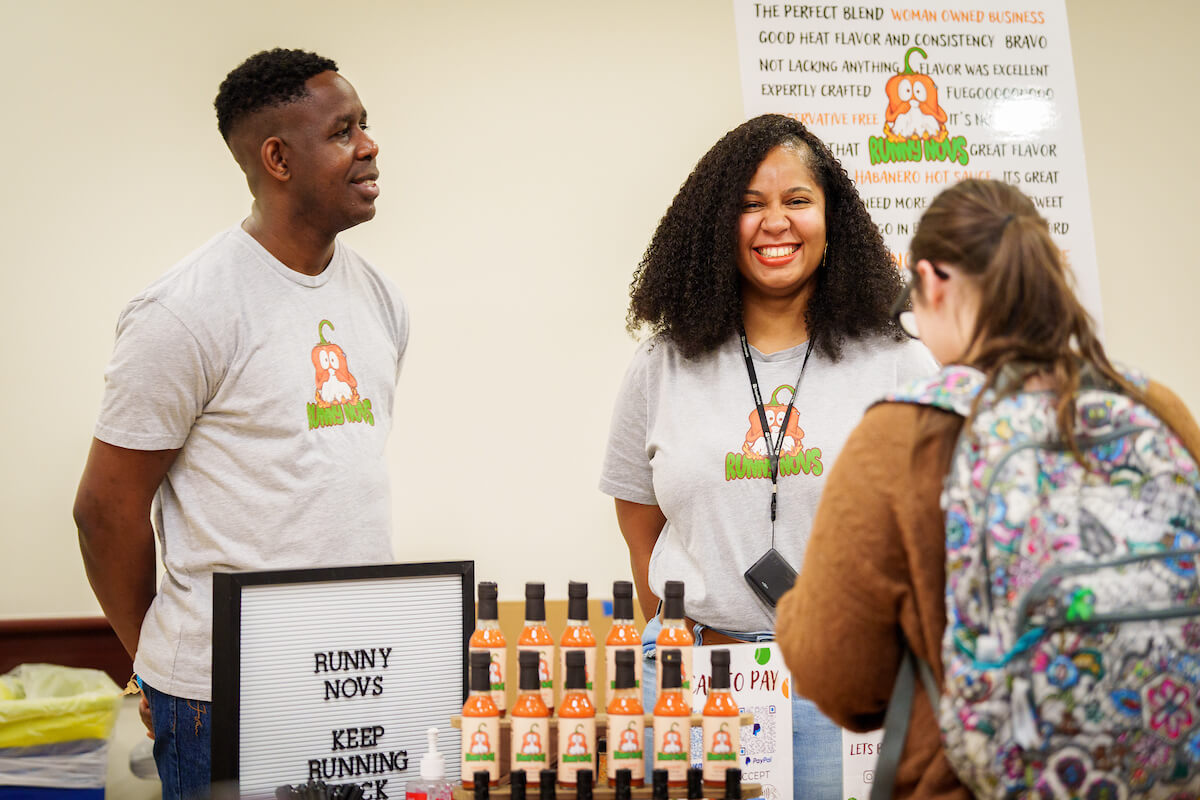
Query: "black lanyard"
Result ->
[[739, 330, 815, 536]]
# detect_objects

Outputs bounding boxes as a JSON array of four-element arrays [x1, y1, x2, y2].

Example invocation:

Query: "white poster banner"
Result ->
[[732, 0, 1102, 326], [842, 728, 883, 800], [692, 644, 793, 800]]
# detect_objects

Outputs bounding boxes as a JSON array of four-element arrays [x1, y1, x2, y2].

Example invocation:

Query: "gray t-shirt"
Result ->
[[95, 226, 408, 701], [600, 333, 936, 633]]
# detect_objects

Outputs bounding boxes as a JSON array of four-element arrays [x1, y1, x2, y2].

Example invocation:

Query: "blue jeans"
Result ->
[[143, 682, 212, 800], [641, 619, 842, 800]]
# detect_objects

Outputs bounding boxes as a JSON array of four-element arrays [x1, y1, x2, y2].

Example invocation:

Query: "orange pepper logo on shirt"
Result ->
[[884, 46, 948, 143], [742, 385, 805, 459], [312, 319, 360, 408]]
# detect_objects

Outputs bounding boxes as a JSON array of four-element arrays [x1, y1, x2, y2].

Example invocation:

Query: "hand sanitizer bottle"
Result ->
[[406, 727, 454, 800]]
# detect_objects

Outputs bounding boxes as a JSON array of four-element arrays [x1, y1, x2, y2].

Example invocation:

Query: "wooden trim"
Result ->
[[0, 617, 132, 686]]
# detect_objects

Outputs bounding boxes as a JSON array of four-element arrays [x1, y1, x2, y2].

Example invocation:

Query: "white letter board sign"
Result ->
[[212, 561, 473, 799]]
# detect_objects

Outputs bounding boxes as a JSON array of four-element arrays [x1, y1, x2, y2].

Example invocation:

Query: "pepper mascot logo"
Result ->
[[869, 47, 969, 167], [725, 384, 823, 481], [306, 319, 376, 430]]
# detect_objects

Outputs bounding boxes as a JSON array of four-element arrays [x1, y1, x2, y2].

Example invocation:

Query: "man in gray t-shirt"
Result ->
[[73, 49, 406, 800]]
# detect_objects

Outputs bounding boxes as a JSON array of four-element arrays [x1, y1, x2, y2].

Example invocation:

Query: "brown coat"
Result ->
[[775, 380, 1200, 799]]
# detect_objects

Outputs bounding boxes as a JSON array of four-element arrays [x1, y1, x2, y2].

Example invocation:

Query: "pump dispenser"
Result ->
[[404, 727, 453, 800], [470, 582, 507, 715], [655, 581, 693, 694], [559, 581, 597, 706], [518, 582, 556, 711]]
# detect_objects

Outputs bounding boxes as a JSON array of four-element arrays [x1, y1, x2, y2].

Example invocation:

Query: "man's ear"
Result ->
[[914, 259, 947, 308], [260, 137, 290, 182]]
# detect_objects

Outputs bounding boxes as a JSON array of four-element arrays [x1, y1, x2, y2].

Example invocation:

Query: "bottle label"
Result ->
[[557, 717, 597, 784], [510, 716, 549, 772], [469, 645, 506, 712], [605, 645, 640, 692], [656, 647, 694, 693], [653, 718, 689, 782], [606, 713, 645, 783], [518, 644, 555, 709], [461, 717, 500, 783], [559, 645, 597, 704], [702, 717, 740, 782]]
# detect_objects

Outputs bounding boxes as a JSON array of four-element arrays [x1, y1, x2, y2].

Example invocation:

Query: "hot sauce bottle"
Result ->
[[511, 650, 551, 783], [653, 649, 690, 786], [559, 581, 597, 707], [702, 649, 740, 786], [461, 651, 500, 788], [724, 768, 742, 800], [605, 649, 645, 787], [656, 581, 693, 694], [557, 650, 597, 787], [518, 582, 556, 712], [470, 581, 507, 716], [605, 581, 641, 704]]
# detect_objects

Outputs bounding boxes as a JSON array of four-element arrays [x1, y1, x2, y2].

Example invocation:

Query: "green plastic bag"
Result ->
[[0, 664, 122, 748]]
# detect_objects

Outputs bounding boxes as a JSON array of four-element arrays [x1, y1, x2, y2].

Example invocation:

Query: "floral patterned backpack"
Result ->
[[873, 364, 1200, 800]]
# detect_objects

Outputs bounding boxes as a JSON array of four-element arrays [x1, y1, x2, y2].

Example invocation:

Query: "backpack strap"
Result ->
[[876, 364, 986, 418], [871, 644, 941, 800]]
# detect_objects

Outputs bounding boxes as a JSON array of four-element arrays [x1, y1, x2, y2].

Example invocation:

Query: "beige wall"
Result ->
[[2, 1, 1196, 618]]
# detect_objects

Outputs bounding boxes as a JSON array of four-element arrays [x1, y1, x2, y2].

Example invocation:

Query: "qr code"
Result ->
[[740, 704, 777, 757]]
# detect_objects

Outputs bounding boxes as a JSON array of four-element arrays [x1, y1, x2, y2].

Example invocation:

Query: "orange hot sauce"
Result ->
[[557, 650, 597, 787], [653, 649, 690, 787], [702, 649, 740, 786], [461, 651, 500, 788], [517, 582, 556, 713], [469, 581, 507, 716], [606, 649, 645, 787], [605, 581, 641, 704], [559, 581, 597, 707], [511, 650, 551, 784], [656, 581, 693, 694]]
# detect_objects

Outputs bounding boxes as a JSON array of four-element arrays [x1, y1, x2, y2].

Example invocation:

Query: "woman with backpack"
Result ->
[[776, 178, 1200, 799]]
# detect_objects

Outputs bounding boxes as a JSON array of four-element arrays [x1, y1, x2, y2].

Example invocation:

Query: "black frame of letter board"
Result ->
[[211, 560, 475, 791]]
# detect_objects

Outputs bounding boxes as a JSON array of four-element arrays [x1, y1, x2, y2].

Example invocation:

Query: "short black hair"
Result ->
[[214, 48, 338, 141], [628, 114, 904, 360]]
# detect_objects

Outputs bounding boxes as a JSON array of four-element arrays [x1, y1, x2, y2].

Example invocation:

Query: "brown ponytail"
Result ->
[[909, 179, 1138, 458]]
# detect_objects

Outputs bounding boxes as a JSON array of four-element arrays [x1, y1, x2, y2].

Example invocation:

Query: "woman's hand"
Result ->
[[614, 499, 667, 622]]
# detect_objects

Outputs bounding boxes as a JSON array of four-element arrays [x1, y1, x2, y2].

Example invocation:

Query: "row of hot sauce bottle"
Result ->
[[461, 580, 742, 794]]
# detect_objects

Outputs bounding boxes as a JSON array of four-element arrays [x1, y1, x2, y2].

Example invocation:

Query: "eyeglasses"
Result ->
[[891, 262, 949, 340]]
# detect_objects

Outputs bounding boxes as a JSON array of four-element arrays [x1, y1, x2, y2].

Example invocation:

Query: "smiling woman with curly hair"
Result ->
[[600, 114, 937, 798]]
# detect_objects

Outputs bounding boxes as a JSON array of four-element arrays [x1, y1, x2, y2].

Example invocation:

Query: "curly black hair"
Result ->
[[628, 114, 904, 360], [215, 48, 338, 142]]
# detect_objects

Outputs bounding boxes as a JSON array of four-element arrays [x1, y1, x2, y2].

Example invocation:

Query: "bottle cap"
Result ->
[[614, 650, 636, 690], [711, 648, 731, 690], [660, 649, 683, 690], [525, 582, 546, 622], [613, 581, 634, 620], [687, 767, 703, 800], [419, 727, 446, 780], [539, 770, 557, 800], [510, 770, 528, 800], [663, 581, 685, 620], [567, 581, 588, 621], [518, 650, 541, 692], [652, 768, 669, 800], [576, 768, 593, 800], [474, 772, 491, 799], [614, 769, 632, 800], [565, 650, 587, 691], [478, 582, 499, 621], [470, 651, 492, 694], [724, 767, 743, 799]]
